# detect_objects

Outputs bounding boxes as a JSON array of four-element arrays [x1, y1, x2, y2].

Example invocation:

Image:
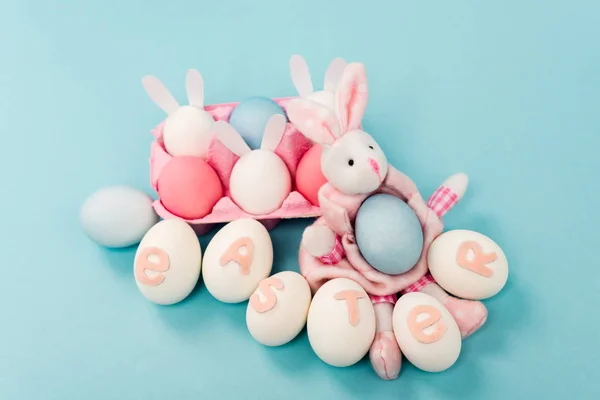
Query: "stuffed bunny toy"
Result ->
[[286, 62, 487, 380]]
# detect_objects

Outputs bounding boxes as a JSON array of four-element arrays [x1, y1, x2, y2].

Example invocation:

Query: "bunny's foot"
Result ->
[[369, 300, 402, 380], [442, 296, 487, 338], [302, 225, 338, 259]]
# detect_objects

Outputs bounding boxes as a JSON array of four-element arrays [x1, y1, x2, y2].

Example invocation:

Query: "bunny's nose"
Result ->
[[368, 158, 380, 178]]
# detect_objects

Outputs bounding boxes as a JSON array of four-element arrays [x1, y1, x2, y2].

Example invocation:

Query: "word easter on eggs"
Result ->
[[246, 271, 312, 346], [392, 292, 462, 372], [428, 229, 509, 300], [307, 278, 376, 367], [133, 218, 202, 305], [202, 218, 274, 303]]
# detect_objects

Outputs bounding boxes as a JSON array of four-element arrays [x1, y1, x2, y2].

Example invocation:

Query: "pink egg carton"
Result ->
[[149, 97, 321, 233]]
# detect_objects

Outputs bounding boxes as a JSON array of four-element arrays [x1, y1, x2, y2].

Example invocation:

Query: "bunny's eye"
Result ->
[[348, 159, 354, 166], [368, 145, 374, 150]]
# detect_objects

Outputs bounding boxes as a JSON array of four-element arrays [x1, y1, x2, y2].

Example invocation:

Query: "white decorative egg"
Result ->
[[80, 186, 158, 248], [246, 271, 312, 346], [202, 218, 273, 303], [428, 229, 509, 300], [229, 150, 292, 215], [133, 218, 202, 305], [307, 278, 375, 367], [392, 292, 461, 372], [163, 105, 214, 157]]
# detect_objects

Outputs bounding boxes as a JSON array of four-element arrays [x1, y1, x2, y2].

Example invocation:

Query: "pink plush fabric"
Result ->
[[299, 166, 444, 296], [149, 98, 321, 226]]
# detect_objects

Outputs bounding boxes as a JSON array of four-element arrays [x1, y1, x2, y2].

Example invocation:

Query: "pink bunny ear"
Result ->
[[337, 62, 368, 132], [286, 98, 340, 146]]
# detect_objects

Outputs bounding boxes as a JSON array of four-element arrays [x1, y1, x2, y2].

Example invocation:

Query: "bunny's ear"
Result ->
[[337, 62, 368, 132], [287, 98, 341, 146], [186, 69, 204, 108], [141, 75, 180, 114], [261, 114, 287, 152], [290, 55, 314, 97], [324, 57, 347, 92], [213, 121, 251, 158]]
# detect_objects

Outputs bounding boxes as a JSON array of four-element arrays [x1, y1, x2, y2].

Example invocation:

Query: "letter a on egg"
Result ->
[[249, 276, 284, 313], [407, 305, 447, 344], [135, 247, 170, 286], [220, 237, 254, 275], [334, 290, 365, 326]]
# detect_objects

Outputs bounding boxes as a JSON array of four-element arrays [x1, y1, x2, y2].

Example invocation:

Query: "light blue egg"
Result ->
[[355, 194, 424, 275], [228, 96, 288, 149]]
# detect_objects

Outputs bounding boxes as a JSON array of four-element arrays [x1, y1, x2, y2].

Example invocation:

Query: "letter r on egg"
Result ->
[[334, 290, 365, 326], [456, 241, 497, 278], [249, 277, 285, 313]]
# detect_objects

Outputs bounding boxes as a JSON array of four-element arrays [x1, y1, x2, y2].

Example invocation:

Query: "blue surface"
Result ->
[[229, 96, 287, 149], [2, 1, 599, 399], [355, 194, 424, 275]]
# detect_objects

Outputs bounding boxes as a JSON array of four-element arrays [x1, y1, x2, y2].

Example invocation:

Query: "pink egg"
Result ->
[[295, 145, 327, 206], [157, 156, 223, 219]]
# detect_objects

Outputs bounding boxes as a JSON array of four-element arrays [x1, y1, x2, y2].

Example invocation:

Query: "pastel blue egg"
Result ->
[[228, 97, 288, 149], [355, 194, 424, 275]]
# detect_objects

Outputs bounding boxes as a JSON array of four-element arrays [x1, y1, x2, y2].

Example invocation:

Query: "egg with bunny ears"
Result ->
[[142, 69, 214, 158], [214, 114, 292, 215], [287, 62, 388, 196], [289, 55, 347, 115]]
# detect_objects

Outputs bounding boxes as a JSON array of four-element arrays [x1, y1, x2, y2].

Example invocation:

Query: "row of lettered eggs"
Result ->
[[134, 216, 508, 373]]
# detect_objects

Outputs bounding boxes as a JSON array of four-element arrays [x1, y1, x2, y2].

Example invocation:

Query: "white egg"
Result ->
[[246, 271, 312, 346], [163, 105, 214, 157], [133, 218, 202, 305], [307, 278, 375, 367], [393, 292, 461, 372], [80, 186, 158, 248], [229, 150, 292, 215], [202, 218, 273, 303], [428, 229, 509, 300]]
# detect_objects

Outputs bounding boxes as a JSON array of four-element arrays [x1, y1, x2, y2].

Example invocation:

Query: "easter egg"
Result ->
[[246, 271, 312, 346], [307, 278, 376, 367], [355, 194, 424, 275], [163, 105, 214, 157], [229, 150, 292, 215], [428, 230, 509, 300], [295, 145, 327, 206], [157, 156, 223, 220], [80, 186, 158, 248], [392, 292, 461, 372], [202, 218, 273, 303], [228, 97, 288, 150], [133, 218, 202, 305]]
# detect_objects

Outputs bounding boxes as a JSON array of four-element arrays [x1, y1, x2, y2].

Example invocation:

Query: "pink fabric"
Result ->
[[370, 294, 397, 305], [317, 235, 345, 265], [149, 97, 320, 225], [427, 186, 459, 218], [401, 273, 436, 294], [299, 167, 464, 296]]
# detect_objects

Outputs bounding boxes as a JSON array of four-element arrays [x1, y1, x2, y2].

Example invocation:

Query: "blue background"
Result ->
[[2, 1, 598, 399]]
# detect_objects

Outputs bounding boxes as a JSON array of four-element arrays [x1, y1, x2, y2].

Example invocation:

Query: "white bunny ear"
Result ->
[[141, 75, 180, 114], [287, 98, 341, 146], [260, 114, 287, 152], [186, 69, 204, 108], [337, 62, 368, 132], [213, 121, 251, 158], [324, 57, 347, 92], [290, 55, 314, 97]]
